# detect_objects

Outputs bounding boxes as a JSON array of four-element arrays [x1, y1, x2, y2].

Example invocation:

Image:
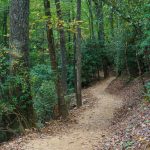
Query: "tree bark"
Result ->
[[94, 0, 104, 46], [93, 0, 109, 78], [87, 0, 94, 39], [76, 0, 82, 107], [9, 0, 35, 127], [55, 0, 68, 94], [125, 42, 130, 77], [109, 7, 114, 38], [2, 6, 9, 46]]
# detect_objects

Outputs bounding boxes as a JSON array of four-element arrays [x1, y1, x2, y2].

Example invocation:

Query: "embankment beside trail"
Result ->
[[103, 76, 150, 150]]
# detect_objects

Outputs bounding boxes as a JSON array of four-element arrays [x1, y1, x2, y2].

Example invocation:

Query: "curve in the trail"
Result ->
[[22, 77, 122, 150]]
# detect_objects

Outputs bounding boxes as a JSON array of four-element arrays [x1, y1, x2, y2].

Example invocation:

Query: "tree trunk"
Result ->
[[125, 42, 130, 77], [55, 0, 68, 94], [2, 6, 9, 46], [9, 0, 35, 127], [96, 0, 104, 46], [93, 0, 109, 78], [109, 7, 114, 38], [44, 0, 68, 119], [76, 0, 82, 107], [87, 0, 94, 39], [71, 0, 77, 94]]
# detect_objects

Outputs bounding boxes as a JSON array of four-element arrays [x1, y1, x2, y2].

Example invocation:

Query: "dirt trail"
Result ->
[[22, 77, 122, 150]]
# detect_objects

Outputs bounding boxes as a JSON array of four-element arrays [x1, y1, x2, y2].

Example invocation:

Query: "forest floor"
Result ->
[[0, 77, 123, 150], [1, 76, 149, 150]]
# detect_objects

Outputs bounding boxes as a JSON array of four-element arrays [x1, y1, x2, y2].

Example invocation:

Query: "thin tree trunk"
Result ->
[[109, 7, 114, 37], [125, 42, 130, 77], [87, 0, 94, 39], [93, 0, 109, 78], [44, 0, 68, 119], [71, 0, 77, 94], [76, 0, 82, 107], [2, 6, 9, 46], [55, 0, 68, 94], [68, 9, 71, 52]]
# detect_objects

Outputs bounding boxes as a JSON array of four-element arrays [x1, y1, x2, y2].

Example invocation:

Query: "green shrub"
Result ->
[[31, 64, 57, 125], [82, 39, 102, 85]]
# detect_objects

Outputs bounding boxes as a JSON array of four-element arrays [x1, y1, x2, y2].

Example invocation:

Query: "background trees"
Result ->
[[0, 0, 149, 142], [44, 0, 68, 119]]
